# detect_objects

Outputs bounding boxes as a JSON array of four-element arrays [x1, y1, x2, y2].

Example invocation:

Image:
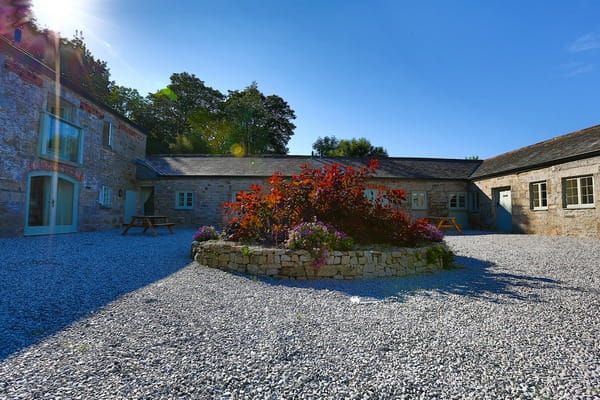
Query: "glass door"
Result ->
[[25, 172, 79, 235]]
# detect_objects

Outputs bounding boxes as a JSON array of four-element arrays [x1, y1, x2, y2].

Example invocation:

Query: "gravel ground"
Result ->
[[1, 231, 599, 399]]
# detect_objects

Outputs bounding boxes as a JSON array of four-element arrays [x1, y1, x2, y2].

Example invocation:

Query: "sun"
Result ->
[[31, 0, 94, 36]]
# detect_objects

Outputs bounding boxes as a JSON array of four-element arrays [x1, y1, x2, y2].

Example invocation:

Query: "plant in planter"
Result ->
[[192, 225, 220, 242], [285, 221, 354, 268], [223, 159, 442, 247]]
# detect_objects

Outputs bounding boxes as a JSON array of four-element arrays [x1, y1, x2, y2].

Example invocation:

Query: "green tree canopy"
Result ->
[[312, 136, 340, 157], [312, 136, 388, 157], [224, 82, 296, 155]]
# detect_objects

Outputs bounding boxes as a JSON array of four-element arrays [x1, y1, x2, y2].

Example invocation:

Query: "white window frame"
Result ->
[[175, 191, 194, 210], [39, 109, 83, 164], [563, 175, 594, 209], [530, 181, 548, 210], [448, 192, 467, 210], [411, 191, 427, 210], [99, 186, 112, 208], [102, 120, 114, 149]]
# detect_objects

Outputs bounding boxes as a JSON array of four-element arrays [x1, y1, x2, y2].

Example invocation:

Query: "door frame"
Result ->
[[24, 171, 79, 236]]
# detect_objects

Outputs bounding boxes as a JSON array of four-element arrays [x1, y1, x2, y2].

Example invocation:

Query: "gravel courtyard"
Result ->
[[1, 230, 599, 399]]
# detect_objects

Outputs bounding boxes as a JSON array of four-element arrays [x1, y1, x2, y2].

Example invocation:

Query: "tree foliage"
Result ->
[[223, 160, 437, 246], [312, 136, 388, 157], [5, 18, 297, 155], [223, 83, 296, 155]]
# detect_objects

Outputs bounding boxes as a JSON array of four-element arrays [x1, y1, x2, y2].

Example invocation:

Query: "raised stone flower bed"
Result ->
[[192, 240, 453, 280]]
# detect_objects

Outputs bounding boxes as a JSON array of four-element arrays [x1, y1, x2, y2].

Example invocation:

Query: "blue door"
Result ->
[[495, 189, 512, 232], [124, 190, 138, 223]]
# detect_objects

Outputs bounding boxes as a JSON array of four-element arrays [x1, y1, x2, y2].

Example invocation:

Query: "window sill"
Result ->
[[38, 154, 82, 168], [531, 207, 548, 211], [564, 205, 595, 210]]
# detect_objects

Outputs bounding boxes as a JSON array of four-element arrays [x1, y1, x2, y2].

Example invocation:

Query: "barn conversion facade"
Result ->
[[1, 33, 599, 239]]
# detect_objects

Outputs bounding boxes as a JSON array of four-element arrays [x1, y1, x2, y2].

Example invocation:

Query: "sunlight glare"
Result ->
[[31, 0, 94, 36]]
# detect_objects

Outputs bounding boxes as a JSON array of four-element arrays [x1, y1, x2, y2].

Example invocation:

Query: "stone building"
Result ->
[[469, 125, 600, 238], [1, 24, 599, 239], [136, 155, 482, 229], [0, 35, 148, 237]]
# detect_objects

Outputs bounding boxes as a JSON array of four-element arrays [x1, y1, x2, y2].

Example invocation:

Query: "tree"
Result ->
[[105, 85, 147, 119], [58, 32, 112, 101], [312, 136, 339, 156], [143, 72, 225, 153], [224, 82, 296, 155], [311, 136, 388, 157]]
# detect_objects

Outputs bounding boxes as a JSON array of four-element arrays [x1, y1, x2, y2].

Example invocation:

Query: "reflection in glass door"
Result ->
[[25, 172, 79, 235]]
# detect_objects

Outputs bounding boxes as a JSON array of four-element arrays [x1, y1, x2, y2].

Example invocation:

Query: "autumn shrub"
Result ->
[[223, 159, 441, 246], [286, 221, 354, 268]]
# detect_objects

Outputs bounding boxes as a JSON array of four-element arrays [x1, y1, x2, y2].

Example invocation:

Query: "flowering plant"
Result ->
[[192, 225, 219, 242], [285, 221, 354, 269], [418, 223, 444, 241], [224, 160, 444, 246]]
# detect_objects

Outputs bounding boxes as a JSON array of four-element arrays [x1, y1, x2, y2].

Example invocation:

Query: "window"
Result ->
[[102, 121, 113, 148], [40, 97, 82, 163], [468, 192, 480, 212], [530, 181, 548, 210], [175, 191, 194, 209], [411, 192, 427, 210], [99, 186, 112, 208], [363, 189, 378, 202], [47, 96, 77, 123], [448, 192, 467, 209], [363, 189, 389, 205], [564, 176, 594, 208]]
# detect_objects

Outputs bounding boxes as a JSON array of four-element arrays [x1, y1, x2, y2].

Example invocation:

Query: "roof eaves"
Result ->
[[470, 150, 600, 180]]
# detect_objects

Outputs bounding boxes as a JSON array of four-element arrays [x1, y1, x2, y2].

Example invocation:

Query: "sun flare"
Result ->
[[31, 0, 94, 36]]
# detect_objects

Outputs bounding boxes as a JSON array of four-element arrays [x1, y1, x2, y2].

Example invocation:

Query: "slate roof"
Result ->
[[138, 155, 482, 180], [470, 124, 600, 179]]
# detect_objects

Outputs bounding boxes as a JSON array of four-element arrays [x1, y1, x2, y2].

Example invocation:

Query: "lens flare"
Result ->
[[230, 143, 245, 157]]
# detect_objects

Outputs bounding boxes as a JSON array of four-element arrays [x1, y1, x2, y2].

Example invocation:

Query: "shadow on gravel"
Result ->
[[0, 229, 194, 360], [258, 255, 566, 303]]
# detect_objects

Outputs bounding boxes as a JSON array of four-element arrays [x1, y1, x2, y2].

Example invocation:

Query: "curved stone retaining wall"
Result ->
[[192, 241, 452, 280]]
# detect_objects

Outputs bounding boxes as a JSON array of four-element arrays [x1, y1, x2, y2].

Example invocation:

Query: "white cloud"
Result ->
[[560, 62, 594, 77], [568, 33, 600, 52]]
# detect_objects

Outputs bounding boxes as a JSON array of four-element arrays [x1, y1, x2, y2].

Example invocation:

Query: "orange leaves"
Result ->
[[223, 158, 432, 246]]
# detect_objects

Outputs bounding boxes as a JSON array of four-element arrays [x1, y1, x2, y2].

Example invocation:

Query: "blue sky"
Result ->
[[33, 0, 600, 158]]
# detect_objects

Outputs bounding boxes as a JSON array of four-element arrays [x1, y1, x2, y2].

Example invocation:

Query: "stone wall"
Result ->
[[0, 50, 147, 237], [192, 240, 452, 280], [472, 156, 600, 238], [139, 176, 472, 228]]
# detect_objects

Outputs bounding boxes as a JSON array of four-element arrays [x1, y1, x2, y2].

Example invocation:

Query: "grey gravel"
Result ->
[[1, 230, 599, 399]]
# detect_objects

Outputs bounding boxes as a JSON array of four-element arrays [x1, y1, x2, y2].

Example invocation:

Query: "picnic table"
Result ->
[[121, 215, 175, 236], [425, 216, 463, 234]]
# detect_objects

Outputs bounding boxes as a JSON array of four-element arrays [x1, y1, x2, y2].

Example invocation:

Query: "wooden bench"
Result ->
[[425, 216, 463, 234], [152, 222, 176, 234], [122, 216, 175, 236]]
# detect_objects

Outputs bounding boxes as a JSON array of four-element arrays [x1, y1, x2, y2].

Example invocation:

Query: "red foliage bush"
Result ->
[[223, 160, 437, 246]]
